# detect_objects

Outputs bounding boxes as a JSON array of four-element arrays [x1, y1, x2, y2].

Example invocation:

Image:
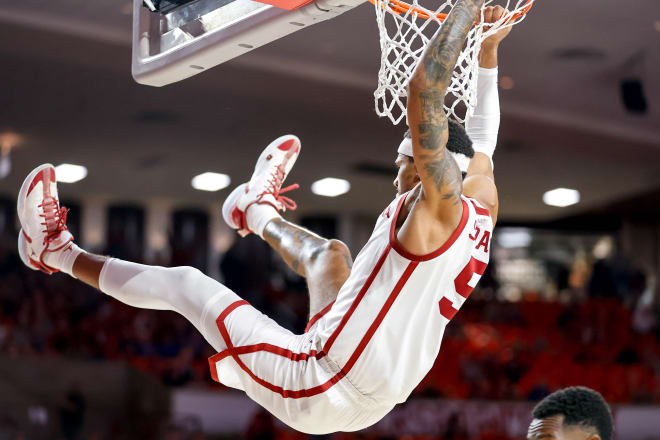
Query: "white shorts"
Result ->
[[207, 299, 393, 435]]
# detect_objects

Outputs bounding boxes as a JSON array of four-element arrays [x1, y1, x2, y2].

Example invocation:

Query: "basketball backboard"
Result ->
[[132, 0, 365, 86]]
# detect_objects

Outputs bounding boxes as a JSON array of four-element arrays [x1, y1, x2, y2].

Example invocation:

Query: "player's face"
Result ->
[[393, 154, 420, 195], [527, 415, 600, 440]]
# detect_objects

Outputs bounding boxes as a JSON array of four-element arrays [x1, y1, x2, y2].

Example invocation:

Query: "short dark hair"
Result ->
[[532, 387, 613, 440], [447, 119, 474, 159], [403, 120, 474, 158]]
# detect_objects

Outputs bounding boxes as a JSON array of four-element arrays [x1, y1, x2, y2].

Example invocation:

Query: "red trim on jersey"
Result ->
[[342, 261, 418, 372], [322, 244, 392, 353], [208, 251, 419, 400], [305, 300, 335, 333], [389, 196, 469, 261], [469, 199, 490, 217]]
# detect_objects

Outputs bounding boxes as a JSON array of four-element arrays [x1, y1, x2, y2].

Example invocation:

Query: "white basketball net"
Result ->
[[373, 0, 533, 125]]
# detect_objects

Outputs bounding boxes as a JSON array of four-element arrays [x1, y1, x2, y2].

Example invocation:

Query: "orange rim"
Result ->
[[369, 0, 534, 23]]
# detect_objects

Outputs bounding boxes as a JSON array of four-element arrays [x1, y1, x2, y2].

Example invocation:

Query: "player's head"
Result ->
[[394, 122, 474, 195], [528, 387, 614, 440]]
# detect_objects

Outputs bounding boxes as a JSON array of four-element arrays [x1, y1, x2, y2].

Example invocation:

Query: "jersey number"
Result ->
[[439, 257, 488, 321]]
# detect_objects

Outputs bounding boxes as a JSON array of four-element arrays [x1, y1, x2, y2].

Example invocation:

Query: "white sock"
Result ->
[[43, 242, 84, 278], [98, 259, 242, 351], [246, 203, 281, 239]]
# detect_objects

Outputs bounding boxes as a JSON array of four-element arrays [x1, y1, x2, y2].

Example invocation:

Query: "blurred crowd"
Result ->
[[2, 228, 660, 440], [1, 231, 660, 403]]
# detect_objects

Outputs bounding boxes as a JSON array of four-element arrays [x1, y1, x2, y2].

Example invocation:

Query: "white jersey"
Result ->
[[208, 191, 493, 434], [315, 192, 493, 404]]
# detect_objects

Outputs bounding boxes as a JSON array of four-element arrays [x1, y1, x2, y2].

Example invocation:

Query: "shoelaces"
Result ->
[[263, 164, 299, 210]]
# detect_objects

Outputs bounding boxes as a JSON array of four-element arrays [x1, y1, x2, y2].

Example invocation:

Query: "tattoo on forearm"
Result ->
[[417, 90, 448, 151], [422, 0, 483, 89], [408, 0, 482, 201]]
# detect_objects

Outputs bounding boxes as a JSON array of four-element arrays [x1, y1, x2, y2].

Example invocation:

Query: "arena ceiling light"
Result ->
[[55, 164, 88, 183], [311, 178, 350, 197], [191, 172, 230, 192], [543, 188, 580, 207], [497, 228, 532, 248]]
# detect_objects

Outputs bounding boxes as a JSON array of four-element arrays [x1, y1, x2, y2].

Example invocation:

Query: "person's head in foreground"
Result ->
[[394, 121, 474, 195], [528, 386, 614, 440]]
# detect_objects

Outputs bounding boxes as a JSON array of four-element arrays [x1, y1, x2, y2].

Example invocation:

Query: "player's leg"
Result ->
[[222, 135, 352, 318], [16, 163, 369, 434], [17, 164, 239, 351], [79, 253, 237, 350], [263, 218, 352, 318], [21, 243, 237, 351]]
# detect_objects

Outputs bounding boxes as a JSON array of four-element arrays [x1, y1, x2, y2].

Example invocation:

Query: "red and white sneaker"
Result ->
[[222, 135, 301, 236], [17, 164, 74, 274]]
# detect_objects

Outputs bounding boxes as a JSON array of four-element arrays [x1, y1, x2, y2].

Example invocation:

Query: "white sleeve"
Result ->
[[465, 67, 500, 168]]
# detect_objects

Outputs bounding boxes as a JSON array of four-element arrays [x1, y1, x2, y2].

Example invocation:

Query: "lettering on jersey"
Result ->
[[439, 297, 458, 320], [440, 257, 488, 321], [468, 220, 481, 241], [476, 231, 491, 253], [454, 257, 488, 298]]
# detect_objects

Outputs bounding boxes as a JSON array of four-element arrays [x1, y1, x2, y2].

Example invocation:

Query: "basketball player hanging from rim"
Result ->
[[17, 2, 511, 434]]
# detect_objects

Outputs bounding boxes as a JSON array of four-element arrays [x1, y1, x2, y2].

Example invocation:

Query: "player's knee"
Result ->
[[325, 239, 350, 257], [321, 239, 352, 269], [170, 266, 205, 290]]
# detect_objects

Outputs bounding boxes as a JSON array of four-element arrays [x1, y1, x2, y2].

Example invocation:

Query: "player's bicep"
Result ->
[[463, 174, 499, 225], [407, 88, 462, 211]]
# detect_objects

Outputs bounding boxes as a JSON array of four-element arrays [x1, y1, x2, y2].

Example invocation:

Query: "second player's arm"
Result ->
[[407, 0, 485, 216]]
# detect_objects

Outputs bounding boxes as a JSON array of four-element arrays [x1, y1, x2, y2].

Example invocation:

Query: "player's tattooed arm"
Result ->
[[407, 0, 484, 209]]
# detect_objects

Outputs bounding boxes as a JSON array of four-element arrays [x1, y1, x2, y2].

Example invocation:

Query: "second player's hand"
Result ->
[[481, 5, 512, 49]]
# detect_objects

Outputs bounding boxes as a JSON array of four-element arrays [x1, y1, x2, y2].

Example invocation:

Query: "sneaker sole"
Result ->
[[222, 182, 248, 230], [250, 135, 301, 183], [17, 163, 55, 232]]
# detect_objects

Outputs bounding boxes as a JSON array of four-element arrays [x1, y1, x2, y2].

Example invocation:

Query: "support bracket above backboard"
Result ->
[[132, 0, 365, 87]]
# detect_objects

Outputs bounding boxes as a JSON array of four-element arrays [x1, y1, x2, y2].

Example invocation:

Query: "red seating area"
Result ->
[[1, 248, 659, 404], [417, 297, 659, 403]]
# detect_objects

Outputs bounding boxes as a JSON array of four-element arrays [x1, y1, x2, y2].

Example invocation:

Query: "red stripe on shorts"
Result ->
[[209, 250, 419, 399], [210, 342, 325, 366], [305, 300, 335, 333]]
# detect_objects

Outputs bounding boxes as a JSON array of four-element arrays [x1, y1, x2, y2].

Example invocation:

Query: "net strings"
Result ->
[[374, 0, 532, 125]]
